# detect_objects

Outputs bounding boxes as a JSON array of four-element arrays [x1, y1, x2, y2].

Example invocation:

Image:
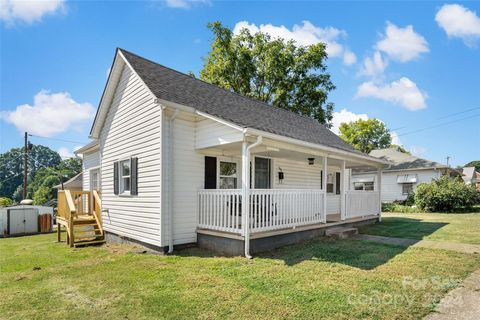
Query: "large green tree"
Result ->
[[339, 119, 392, 154], [200, 21, 336, 126], [0, 145, 62, 199]]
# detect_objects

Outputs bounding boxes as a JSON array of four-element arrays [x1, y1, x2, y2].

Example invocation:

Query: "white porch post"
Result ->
[[377, 168, 382, 222], [241, 141, 250, 256], [340, 160, 346, 221], [322, 156, 328, 223]]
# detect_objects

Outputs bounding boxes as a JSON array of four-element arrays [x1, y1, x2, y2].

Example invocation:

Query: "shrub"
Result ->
[[0, 197, 13, 207], [382, 203, 422, 213], [415, 175, 480, 212], [404, 192, 415, 206]]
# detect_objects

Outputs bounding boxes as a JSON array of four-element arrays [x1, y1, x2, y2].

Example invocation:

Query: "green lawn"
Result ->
[[359, 212, 480, 245], [1, 232, 480, 319]]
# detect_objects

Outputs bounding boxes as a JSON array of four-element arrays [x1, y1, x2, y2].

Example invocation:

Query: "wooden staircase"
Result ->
[[57, 190, 105, 247]]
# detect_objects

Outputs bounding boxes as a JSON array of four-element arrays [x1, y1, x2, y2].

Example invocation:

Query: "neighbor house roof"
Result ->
[[116, 48, 365, 156], [53, 172, 83, 190], [74, 140, 99, 155], [368, 148, 448, 171]]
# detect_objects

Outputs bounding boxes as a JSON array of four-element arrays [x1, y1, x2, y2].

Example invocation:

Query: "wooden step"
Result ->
[[73, 239, 106, 247]]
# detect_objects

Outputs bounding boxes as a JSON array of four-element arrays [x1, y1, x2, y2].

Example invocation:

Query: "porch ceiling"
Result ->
[[198, 140, 378, 169]]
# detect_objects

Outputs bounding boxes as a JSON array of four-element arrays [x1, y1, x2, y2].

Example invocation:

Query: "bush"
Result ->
[[0, 197, 13, 207], [404, 192, 415, 206], [415, 175, 480, 212], [382, 202, 422, 213]]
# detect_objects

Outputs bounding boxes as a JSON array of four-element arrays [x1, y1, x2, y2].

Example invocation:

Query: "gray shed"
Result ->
[[0, 205, 53, 237]]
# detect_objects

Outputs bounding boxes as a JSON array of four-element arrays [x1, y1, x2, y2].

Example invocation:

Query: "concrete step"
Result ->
[[325, 227, 358, 239]]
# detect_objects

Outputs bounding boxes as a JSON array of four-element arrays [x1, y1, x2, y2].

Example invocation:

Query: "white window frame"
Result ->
[[119, 158, 132, 196], [89, 167, 101, 191], [252, 156, 273, 190], [402, 182, 414, 195], [217, 158, 240, 189]]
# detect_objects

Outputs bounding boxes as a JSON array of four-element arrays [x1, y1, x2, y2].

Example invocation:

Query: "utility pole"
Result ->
[[446, 156, 450, 168], [23, 132, 28, 199]]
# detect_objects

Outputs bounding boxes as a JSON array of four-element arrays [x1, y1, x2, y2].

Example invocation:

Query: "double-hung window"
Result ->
[[119, 159, 131, 194], [402, 183, 413, 195], [219, 161, 238, 189]]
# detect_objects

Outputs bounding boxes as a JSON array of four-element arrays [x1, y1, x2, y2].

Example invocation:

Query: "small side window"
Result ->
[[402, 183, 413, 195], [119, 159, 131, 194]]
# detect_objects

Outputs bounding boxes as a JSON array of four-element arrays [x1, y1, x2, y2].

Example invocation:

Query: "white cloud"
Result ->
[[1, 90, 94, 137], [233, 20, 355, 65], [343, 50, 357, 66], [164, 0, 210, 9], [375, 22, 429, 62], [0, 0, 65, 25], [410, 145, 427, 157], [57, 147, 73, 159], [390, 131, 402, 146], [359, 51, 388, 79], [330, 108, 369, 135], [435, 4, 480, 46], [356, 77, 427, 111]]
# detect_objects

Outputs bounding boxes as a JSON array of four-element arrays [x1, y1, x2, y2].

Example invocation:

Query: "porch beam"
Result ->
[[340, 160, 346, 221], [322, 156, 327, 223], [241, 141, 249, 252]]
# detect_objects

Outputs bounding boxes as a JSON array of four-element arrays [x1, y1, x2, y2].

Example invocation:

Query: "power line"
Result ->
[[28, 134, 88, 145], [397, 113, 480, 137], [390, 106, 480, 132]]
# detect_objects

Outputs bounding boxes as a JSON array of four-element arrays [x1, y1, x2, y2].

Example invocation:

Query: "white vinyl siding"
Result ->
[[163, 117, 203, 245], [99, 64, 162, 247], [352, 169, 442, 203], [82, 151, 100, 191], [195, 118, 243, 149]]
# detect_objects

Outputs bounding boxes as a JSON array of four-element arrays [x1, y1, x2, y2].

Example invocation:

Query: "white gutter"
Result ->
[[243, 135, 263, 259], [168, 108, 180, 254]]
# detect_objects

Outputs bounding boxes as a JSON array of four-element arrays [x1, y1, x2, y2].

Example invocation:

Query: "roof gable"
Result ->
[[117, 48, 361, 155], [369, 148, 447, 171]]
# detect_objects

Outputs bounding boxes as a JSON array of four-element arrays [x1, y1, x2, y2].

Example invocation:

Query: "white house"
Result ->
[[351, 148, 451, 203], [462, 167, 480, 192], [72, 48, 389, 256]]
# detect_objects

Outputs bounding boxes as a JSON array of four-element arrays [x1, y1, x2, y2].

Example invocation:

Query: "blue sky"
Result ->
[[1, 0, 479, 167]]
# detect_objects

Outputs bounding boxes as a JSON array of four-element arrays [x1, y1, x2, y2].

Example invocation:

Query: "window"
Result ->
[[354, 182, 364, 190], [119, 159, 131, 194], [219, 161, 237, 189], [402, 183, 413, 195], [364, 182, 374, 191], [254, 157, 271, 189], [90, 169, 100, 191]]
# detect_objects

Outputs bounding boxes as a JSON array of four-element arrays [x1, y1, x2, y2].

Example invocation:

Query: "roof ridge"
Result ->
[[118, 48, 327, 127]]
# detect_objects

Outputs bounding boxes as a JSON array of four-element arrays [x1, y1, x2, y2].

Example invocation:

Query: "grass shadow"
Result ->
[[359, 217, 448, 240]]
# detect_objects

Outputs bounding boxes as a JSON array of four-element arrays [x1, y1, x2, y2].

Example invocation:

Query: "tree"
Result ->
[[0, 145, 61, 199], [464, 160, 480, 171], [339, 119, 392, 154], [0, 197, 13, 207], [200, 21, 336, 126]]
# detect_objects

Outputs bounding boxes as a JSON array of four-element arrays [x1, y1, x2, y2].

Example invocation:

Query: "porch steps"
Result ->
[[325, 227, 358, 239], [73, 239, 106, 247]]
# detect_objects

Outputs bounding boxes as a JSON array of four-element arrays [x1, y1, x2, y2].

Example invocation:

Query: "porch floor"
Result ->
[[197, 214, 379, 241]]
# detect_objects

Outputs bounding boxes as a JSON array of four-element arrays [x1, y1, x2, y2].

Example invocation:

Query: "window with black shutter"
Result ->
[[130, 157, 138, 195], [113, 161, 119, 195]]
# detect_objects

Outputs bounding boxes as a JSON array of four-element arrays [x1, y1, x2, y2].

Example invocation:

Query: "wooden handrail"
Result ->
[[92, 190, 103, 234], [64, 190, 76, 213]]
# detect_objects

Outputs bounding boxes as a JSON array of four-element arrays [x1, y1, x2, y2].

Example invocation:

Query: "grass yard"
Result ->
[[359, 212, 480, 245], [1, 231, 480, 320]]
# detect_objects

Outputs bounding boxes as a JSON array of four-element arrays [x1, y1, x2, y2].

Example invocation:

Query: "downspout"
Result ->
[[243, 135, 263, 259], [168, 108, 180, 254]]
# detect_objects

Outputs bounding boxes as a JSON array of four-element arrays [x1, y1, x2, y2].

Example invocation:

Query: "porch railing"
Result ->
[[197, 189, 325, 234], [345, 190, 380, 219]]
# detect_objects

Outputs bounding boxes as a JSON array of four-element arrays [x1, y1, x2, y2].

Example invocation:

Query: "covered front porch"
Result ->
[[193, 129, 385, 255]]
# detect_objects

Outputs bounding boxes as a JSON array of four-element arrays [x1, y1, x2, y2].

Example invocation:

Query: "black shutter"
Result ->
[[131, 157, 138, 195], [336, 172, 341, 194], [204, 156, 217, 189], [113, 161, 119, 195], [320, 170, 323, 190]]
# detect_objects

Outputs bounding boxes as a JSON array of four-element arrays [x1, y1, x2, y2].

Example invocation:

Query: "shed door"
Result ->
[[9, 210, 25, 235], [24, 209, 38, 233]]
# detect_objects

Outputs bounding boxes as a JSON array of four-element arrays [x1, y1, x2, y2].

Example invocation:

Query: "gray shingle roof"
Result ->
[[368, 148, 448, 171], [119, 48, 362, 155]]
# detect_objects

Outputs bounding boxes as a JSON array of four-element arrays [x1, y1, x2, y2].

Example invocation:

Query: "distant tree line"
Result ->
[[0, 145, 82, 205]]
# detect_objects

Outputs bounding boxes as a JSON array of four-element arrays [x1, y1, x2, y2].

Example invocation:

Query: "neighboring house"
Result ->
[[352, 148, 451, 203], [73, 48, 389, 256], [53, 172, 83, 191], [462, 167, 480, 191]]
